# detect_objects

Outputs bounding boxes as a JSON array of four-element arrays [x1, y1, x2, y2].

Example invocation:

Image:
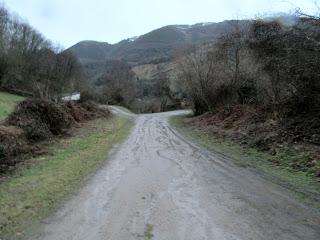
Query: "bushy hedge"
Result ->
[[0, 99, 110, 171], [7, 99, 73, 141]]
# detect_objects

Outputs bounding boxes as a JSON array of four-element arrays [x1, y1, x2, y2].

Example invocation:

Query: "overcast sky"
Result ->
[[2, 0, 317, 48]]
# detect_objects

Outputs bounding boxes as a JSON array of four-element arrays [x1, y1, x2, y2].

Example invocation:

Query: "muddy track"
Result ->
[[34, 109, 320, 240]]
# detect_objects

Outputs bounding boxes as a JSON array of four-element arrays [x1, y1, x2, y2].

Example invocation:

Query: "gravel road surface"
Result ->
[[34, 109, 320, 240]]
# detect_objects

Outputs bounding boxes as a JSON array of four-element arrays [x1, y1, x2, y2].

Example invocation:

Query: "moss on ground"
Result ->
[[144, 224, 154, 240], [0, 115, 133, 239]]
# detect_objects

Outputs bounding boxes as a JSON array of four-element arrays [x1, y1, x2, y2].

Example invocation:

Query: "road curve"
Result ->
[[35, 110, 320, 240]]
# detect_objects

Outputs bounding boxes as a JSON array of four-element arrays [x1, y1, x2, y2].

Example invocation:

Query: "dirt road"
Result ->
[[35, 109, 320, 240]]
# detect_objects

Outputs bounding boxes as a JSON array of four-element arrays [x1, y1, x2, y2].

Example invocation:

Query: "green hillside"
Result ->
[[0, 91, 25, 121]]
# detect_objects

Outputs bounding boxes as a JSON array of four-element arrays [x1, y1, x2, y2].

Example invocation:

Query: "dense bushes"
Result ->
[[0, 99, 110, 171], [0, 6, 81, 99], [7, 99, 73, 141], [82, 60, 136, 106], [65, 101, 110, 121], [249, 18, 320, 116], [0, 126, 30, 165], [176, 16, 320, 176], [177, 16, 320, 118]]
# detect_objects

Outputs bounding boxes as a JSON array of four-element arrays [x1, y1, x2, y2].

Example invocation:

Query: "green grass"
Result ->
[[113, 105, 135, 114], [0, 115, 134, 239], [0, 91, 25, 121], [170, 116, 320, 209], [144, 224, 154, 240]]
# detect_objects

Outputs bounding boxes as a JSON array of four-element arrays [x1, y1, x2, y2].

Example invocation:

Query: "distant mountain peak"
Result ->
[[172, 22, 214, 29], [68, 20, 247, 65], [197, 22, 215, 26], [77, 40, 111, 45], [174, 25, 193, 30], [127, 36, 139, 42]]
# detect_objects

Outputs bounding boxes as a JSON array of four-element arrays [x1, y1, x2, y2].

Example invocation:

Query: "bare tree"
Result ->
[[0, 5, 83, 99], [97, 60, 136, 106]]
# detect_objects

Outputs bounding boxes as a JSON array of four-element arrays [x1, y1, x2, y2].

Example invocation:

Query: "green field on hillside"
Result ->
[[0, 91, 25, 121]]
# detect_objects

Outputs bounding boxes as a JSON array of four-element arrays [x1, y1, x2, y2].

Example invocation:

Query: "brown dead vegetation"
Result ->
[[0, 99, 110, 172], [185, 105, 320, 176], [0, 126, 30, 166], [175, 16, 320, 176]]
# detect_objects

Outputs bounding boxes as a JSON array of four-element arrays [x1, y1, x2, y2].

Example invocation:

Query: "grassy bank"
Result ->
[[112, 105, 135, 114], [0, 92, 25, 121], [0, 115, 134, 239], [170, 116, 320, 208]]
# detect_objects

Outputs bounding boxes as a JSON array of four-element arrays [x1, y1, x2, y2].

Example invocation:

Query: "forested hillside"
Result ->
[[68, 21, 243, 65], [0, 6, 81, 99], [68, 20, 249, 112]]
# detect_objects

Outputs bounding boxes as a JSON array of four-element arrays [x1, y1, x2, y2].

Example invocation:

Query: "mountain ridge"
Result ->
[[67, 20, 247, 65]]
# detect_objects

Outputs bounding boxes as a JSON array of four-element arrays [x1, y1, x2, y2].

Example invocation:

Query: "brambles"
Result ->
[[0, 99, 110, 172], [0, 126, 30, 168], [7, 99, 73, 141]]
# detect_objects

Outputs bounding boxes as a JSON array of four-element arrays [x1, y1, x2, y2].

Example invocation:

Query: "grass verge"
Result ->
[[0, 115, 134, 239], [144, 224, 154, 240], [112, 105, 135, 114], [0, 92, 25, 121], [170, 115, 320, 209]]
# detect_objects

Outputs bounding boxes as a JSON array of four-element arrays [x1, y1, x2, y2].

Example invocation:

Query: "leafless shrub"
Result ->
[[0, 5, 82, 99], [176, 16, 320, 118]]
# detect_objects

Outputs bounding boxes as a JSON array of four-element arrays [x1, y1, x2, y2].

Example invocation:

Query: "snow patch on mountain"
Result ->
[[127, 36, 139, 42]]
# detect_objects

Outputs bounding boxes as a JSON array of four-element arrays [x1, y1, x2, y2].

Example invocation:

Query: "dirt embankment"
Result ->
[[0, 99, 110, 172], [184, 105, 320, 177]]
